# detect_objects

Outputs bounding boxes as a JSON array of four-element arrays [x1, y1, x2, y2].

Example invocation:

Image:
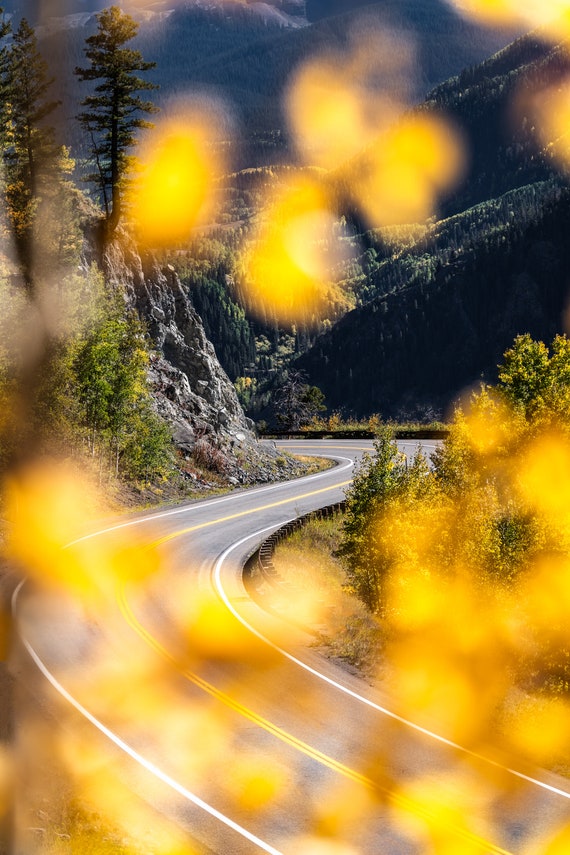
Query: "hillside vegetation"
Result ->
[[12, 5, 567, 430], [295, 32, 570, 419]]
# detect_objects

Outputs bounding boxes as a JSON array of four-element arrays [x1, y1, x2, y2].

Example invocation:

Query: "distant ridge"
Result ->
[[35, 0, 522, 171], [306, 0, 384, 22]]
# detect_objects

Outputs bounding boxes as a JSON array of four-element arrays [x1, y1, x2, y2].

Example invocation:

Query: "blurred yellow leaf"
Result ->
[[354, 114, 465, 228], [130, 119, 217, 247], [244, 178, 348, 325]]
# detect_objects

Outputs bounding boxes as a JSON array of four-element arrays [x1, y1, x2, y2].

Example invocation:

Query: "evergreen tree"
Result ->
[[0, 9, 11, 151], [2, 17, 60, 284], [75, 5, 158, 238]]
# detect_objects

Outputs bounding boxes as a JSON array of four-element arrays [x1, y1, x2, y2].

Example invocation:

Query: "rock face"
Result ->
[[103, 236, 248, 441], [102, 235, 304, 485]]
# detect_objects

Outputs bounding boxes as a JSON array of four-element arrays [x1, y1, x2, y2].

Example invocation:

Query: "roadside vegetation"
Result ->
[[267, 513, 382, 676], [269, 413, 447, 436], [0, 7, 175, 499], [273, 332, 570, 775]]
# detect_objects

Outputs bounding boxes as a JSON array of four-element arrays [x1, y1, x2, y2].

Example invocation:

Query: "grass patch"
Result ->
[[271, 514, 382, 677], [290, 455, 335, 475]]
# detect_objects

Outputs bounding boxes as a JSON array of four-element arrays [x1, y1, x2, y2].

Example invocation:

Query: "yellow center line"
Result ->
[[118, 584, 370, 787], [147, 479, 352, 549], [117, 585, 512, 855], [284, 444, 371, 450], [113, 469, 513, 855]]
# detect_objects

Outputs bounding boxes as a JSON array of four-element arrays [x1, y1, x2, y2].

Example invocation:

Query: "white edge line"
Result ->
[[11, 447, 360, 855], [11, 581, 284, 855], [7, 441, 432, 852], [66, 454, 356, 547], [213, 528, 570, 802], [67, 440, 431, 547]]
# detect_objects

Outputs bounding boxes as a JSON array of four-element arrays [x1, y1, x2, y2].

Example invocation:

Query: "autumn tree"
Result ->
[[75, 5, 158, 239], [339, 335, 570, 615], [337, 429, 434, 614], [497, 333, 570, 426], [72, 307, 172, 480]]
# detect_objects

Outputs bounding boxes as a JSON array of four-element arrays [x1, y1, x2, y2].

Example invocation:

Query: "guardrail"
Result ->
[[243, 502, 346, 593], [261, 429, 449, 440]]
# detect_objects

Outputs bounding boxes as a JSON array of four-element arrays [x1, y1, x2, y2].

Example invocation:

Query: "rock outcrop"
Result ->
[[102, 234, 305, 485]]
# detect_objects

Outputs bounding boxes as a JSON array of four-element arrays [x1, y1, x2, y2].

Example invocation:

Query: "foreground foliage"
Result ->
[[339, 333, 570, 735]]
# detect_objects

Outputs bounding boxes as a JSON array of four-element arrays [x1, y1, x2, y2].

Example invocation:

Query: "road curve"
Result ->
[[12, 439, 570, 855]]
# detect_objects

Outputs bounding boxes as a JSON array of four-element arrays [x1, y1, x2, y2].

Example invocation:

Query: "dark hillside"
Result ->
[[40, 5, 290, 163], [291, 33, 570, 423], [333, 31, 569, 235], [173, 0, 522, 130], [297, 185, 570, 419], [425, 33, 570, 215]]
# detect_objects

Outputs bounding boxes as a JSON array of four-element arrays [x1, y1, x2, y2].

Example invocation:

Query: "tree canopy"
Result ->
[[497, 333, 570, 425]]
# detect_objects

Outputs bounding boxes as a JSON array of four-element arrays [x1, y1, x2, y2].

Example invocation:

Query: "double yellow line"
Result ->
[[117, 476, 513, 855], [118, 586, 512, 854], [147, 479, 352, 549]]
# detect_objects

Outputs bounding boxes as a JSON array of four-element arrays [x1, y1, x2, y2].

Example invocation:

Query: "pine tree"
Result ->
[[0, 8, 11, 151], [75, 5, 158, 239], [2, 17, 60, 284]]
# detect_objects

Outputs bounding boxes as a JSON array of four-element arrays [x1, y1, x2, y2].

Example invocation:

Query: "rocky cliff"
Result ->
[[102, 235, 306, 486]]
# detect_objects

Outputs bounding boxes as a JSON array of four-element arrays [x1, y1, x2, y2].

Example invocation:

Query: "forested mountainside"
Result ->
[[334, 30, 567, 234], [292, 31, 570, 419], [181, 33, 570, 411], [297, 185, 570, 419], [140, 0, 520, 141], [426, 32, 570, 215], [18, 3, 563, 426], [40, 4, 293, 164]]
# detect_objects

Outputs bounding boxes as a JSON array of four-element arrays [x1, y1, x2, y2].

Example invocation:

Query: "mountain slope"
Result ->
[[158, 0, 521, 131], [298, 184, 570, 418], [39, 0, 520, 171], [295, 33, 570, 418], [426, 32, 570, 215]]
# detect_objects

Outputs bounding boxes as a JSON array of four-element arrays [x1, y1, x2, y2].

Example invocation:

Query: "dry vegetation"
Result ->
[[270, 513, 382, 677]]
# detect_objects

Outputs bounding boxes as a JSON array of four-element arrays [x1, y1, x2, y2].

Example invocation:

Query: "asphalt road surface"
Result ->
[[12, 440, 570, 854]]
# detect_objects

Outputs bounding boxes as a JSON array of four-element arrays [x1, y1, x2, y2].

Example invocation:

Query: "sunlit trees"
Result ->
[[498, 332, 570, 425], [340, 334, 570, 617], [75, 5, 158, 238], [338, 430, 435, 614], [0, 9, 169, 485], [72, 308, 172, 480]]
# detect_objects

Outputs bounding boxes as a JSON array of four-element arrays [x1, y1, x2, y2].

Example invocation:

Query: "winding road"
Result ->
[[12, 440, 570, 854]]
